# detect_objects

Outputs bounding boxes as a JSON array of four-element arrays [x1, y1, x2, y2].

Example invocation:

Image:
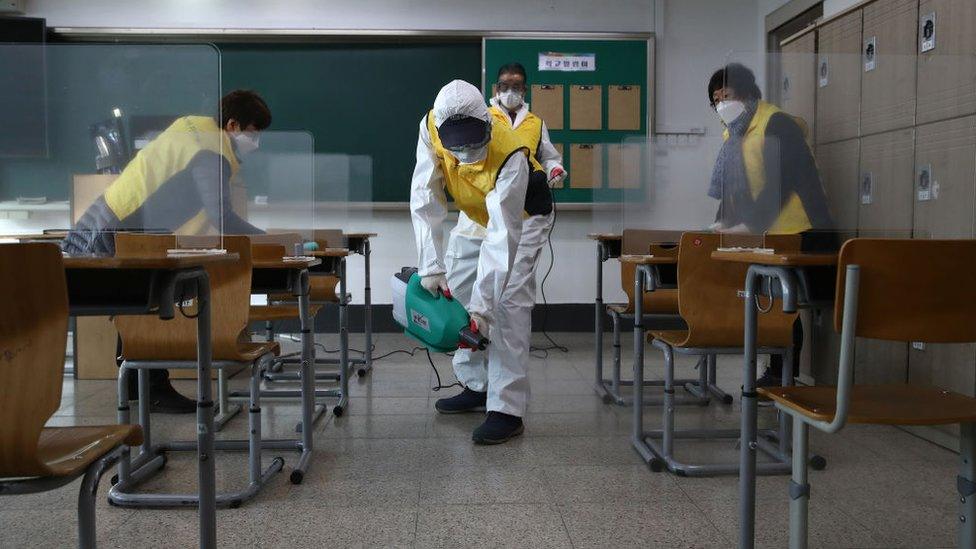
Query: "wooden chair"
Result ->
[[111, 234, 283, 508], [635, 232, 802, 476], [759, 239, 976, 548], [0, 243, 142, 549], [599, 229, 690, 406]]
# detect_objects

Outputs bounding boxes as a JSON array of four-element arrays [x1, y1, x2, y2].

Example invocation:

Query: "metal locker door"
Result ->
[[861, 0, 918, 136], [917, 0, 976, 124], [780, 32, 817, 140], [854, 129, 915, 384], [810, 138, 860, 385], [816, 10, 863, 145], [910, 115, 976, 444]]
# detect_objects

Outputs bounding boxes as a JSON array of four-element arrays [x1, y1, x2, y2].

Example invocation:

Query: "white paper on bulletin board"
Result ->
[[539, 52, 596, 72]]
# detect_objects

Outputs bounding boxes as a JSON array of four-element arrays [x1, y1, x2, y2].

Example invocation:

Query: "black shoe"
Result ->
[[434, 387, 487, 414], [147, 381, 197, 414], [472, 412, 524, 445]]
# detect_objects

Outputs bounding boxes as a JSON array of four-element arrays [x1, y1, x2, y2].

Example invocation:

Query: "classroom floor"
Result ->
[[1, 332, 960, 548]]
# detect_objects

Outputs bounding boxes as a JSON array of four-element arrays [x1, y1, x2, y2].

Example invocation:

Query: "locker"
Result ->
[[815, 138, 860, 240], [816, 10, 863, 145], [917, 0, 976, 125], [780, 32, 817, 139], [854, 128, 915, 384], [860, 0, 918, 136], [858, 128, 915, 238], [913, 116, 976, 239], [810, 138, 859, 386], [910, 115, 976, 442]]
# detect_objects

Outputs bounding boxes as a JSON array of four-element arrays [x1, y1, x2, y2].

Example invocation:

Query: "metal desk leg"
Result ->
[[337, 256, 350, 415], [959, 422, 976, 548], [359, 239, 372, 377], [292, 269, 315, 484], [738, 268, 762, 549], [595, 242, 607, 401], [194, 271, 217, 549]]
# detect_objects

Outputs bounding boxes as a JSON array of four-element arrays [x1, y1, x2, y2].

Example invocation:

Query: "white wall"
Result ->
[[823, 0, 860, 18], [25, 0, 653, 32], [8, 0, 781, 307]]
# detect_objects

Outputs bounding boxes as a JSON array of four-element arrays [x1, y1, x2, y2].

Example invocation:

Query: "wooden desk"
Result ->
[[619, 254, 678, 266], [1, 232, 68, 242], [64, 252, 237, 549], [712, 249, 839, 549]]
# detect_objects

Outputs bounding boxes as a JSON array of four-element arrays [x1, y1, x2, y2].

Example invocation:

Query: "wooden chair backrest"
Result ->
[[313, 229, 345, 249], [114, 234, 254, 361], [619, 229, 682, 305], [0, 244, 70, 476], [676, 232, 799, 348], [836, 239, 976, 342]]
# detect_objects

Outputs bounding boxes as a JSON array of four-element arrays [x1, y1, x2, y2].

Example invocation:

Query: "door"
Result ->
[[861, 0, 918, 136], [816, 10, 863, 145]]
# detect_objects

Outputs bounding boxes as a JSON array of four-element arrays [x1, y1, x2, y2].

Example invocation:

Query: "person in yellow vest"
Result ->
[[411, 80, 554, 444], [488, 62, 566, 187], [63, 89, 269, 256], [706, 63, 835, 388], [63, 89, 271, 413]]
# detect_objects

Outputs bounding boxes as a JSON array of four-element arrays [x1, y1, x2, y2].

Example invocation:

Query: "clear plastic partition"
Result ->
[[0, 43, 224, 254], [714, 50, 857, 253], [237, 130, 316, 255]]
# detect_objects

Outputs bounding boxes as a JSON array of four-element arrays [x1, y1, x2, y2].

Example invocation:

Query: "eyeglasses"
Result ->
[[496, 82, 526, 93]]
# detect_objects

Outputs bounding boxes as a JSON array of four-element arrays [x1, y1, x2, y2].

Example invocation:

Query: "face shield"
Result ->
[[438, 114, 492, 163]]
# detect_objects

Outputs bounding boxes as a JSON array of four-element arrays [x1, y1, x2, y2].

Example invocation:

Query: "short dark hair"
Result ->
[[497, 62, 527, 81], [707, 63, 762, 107], [220, 90, 272, 130]]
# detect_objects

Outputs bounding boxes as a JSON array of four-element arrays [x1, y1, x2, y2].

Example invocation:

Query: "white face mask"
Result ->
[[452, 146, 487, 165], [232, 132, 260, 156], [497, 90, 524, 111], [715, 100, 747, 126]]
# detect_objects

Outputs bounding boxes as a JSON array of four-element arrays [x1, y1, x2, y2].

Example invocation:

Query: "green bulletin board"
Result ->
[[483, 38, 651, 203]]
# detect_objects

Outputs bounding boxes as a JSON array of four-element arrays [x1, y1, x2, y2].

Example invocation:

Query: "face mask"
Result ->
[[497, 90, 524, 111], [232, 132, 260, 156], [452, 146, 487, 165], [715, 100, 747, 126]]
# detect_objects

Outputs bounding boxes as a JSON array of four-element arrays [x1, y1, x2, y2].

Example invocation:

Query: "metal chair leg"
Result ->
[[789, 419, 810, 549], [959, 422, 976, 549], [77, 449, 121, 549], [214, 367, 242, 431]]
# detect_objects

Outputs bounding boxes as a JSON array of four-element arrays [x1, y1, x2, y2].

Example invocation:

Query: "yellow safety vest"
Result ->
[[724, 101, 812, 234], [489, 106, 546, 173], [427, 111, 529, 227], [103, 116, 239, 233]]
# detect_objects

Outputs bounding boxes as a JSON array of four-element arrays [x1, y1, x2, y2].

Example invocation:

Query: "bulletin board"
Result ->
[[483, 37, 653, 203]]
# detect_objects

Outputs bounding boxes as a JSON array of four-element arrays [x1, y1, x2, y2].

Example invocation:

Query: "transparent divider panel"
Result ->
[[0, 43, 222, 254], [236, 130, 315, 255]]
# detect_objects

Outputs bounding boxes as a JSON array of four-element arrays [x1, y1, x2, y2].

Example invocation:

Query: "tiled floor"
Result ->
[[1, 332, 961, 548]]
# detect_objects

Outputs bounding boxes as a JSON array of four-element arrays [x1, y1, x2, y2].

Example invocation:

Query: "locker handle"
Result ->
[[539, 84, 556, 90], [577, 144, 595, 150], [616, 85, 633, 91], [577, 85, 595, 91]]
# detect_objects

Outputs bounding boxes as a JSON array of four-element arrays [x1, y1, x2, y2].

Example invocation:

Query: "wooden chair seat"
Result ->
[[234, 341, 281, 362], [758, 384, 976, 426], [608, 289, 679, 315], [249, 304, 322, 323], [649, 326, 791, 349], [33, 425, 143, 477], [267, 275, 340, 304]]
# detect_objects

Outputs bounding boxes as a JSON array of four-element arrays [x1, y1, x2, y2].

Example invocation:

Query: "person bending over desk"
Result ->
[[63, 89, 271, 413], [705, 63, 836, 388]]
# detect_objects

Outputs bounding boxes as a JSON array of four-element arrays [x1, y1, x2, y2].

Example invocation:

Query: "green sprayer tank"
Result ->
[[390, 267, 488, 353]]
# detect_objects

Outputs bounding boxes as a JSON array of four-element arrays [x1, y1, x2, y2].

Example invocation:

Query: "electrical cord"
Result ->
[[529, 195, 568, 359]]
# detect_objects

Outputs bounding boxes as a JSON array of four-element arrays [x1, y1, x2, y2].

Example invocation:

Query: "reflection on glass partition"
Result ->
[[0, 43, 225, 254]]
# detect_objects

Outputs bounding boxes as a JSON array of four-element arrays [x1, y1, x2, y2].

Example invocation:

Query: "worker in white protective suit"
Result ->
[[488, 62, 567, 188], [410, 80, 555, 444]]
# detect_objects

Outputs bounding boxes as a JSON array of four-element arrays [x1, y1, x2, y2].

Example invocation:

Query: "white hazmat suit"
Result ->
[[410, 80, 554, 417]]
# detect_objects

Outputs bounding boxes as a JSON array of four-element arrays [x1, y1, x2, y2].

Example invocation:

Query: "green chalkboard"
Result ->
[[220, 42, 481, 202], [484, 38, 650, 203]]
